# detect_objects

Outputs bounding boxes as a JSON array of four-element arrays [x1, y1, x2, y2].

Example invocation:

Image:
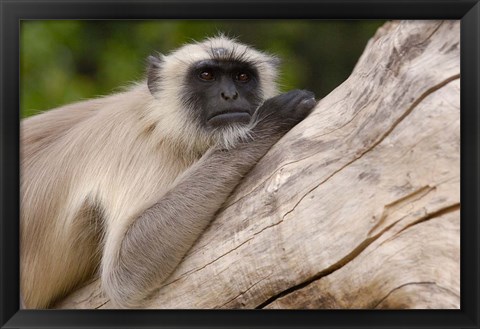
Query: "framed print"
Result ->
[[1, 0, 479, 328]]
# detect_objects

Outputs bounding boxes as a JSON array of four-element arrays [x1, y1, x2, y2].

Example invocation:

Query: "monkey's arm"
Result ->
[[102, 90, 316, 308]]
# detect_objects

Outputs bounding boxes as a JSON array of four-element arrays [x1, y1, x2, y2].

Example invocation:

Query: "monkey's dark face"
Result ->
[[184, 59, 263, 129]]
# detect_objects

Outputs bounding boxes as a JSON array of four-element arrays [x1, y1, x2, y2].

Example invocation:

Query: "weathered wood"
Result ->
[[56, 20, 460, 309]]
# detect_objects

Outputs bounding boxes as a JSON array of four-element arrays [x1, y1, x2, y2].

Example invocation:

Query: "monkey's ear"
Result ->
[[147, 54, 164, 96]]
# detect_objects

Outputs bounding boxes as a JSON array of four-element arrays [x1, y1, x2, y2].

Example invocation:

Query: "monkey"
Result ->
[[20, 36, 316, 309]]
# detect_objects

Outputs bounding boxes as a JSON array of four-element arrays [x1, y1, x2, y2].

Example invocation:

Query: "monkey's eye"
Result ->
[[199, 70, 215, 81], [236, 72, 250, 82]]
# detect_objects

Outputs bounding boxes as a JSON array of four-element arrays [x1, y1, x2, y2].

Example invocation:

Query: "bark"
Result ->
[[56, 20, 460, 309]]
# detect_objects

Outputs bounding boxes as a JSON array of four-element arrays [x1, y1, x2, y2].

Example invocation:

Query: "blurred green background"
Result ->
[[20, 20, 385, 118]]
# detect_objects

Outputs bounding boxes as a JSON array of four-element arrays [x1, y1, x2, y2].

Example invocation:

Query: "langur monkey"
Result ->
[[20, 36, 316, 308]]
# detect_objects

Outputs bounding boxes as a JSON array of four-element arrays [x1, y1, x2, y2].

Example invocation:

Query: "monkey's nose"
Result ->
[[221, 91, 239, 101]]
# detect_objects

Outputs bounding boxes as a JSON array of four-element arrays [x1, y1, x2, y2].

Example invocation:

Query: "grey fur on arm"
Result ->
[[104, 89, 316, 308]]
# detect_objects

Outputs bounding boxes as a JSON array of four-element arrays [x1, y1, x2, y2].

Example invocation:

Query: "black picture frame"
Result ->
[[1, 0, 478, 328]]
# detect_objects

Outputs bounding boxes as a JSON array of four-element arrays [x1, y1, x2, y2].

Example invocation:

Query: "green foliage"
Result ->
[[21, 20, 384, 118]]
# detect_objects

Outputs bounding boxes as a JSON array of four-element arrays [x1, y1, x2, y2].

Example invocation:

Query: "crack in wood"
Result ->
[[372, 281, 436, 308], [161, 235, 256, 289], [217, 273, 273, 308], [163, 217, 286, 290], [365, 203, 459, 258], [162, 223, 277, 288], [371, 279, 459, 309], [255, 203, 459, 309], [368, 185, 435, 236], [394, 203, 460, 237], [94, 300, 109, 309]]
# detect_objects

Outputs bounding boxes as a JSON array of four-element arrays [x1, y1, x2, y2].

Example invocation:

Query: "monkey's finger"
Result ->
[[295, 97, 317, 118]]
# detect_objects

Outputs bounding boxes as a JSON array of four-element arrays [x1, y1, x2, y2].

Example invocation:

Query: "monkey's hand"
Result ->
[[253, 89, 316, 135], [217, 89, 316, 175]]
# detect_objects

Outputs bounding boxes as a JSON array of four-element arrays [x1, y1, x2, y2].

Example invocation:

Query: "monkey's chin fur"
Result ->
[[211, 120, 254, 150]]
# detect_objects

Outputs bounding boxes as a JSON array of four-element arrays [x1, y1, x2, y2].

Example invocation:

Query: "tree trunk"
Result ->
[[56, 20, 460, 309]]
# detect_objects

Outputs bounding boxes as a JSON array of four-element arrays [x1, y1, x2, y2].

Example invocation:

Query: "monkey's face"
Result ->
[[147, 37, 279, 149], [184, 59, 263, 130]]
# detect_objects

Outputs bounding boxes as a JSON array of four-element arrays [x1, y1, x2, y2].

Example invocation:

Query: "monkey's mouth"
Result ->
[[207, 110, 252, 127]]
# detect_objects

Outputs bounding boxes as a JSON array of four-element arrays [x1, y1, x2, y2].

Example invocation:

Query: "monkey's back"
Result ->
[[20, 87, 191, 308]]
